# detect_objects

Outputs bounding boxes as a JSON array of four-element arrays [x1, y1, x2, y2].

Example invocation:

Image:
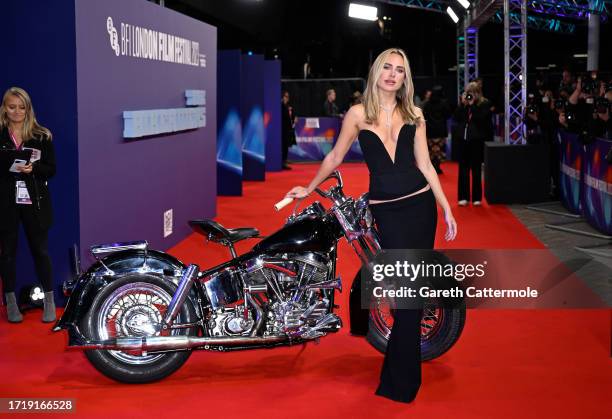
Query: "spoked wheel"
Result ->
[[82, 274, 196, 383], [367, 298, 466, 361]]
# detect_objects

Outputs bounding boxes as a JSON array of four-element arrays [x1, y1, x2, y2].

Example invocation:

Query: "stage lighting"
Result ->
[[457, 0, 470, 9], [29, 286, 45, 307], [447, 7, 459, 23], [348, 3, 378, 21]]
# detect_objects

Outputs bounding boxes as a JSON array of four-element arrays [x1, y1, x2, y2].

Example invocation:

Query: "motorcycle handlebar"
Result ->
[[274, 170, 344, 211], [274, 197, 294, 211]]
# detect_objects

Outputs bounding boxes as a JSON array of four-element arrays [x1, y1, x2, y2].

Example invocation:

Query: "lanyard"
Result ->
[[8, 129, 22, 150], [464, 107, 472, 141]]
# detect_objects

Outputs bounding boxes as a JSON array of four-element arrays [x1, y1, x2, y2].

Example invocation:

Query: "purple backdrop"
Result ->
[[75, 0, 217, 263], [264, 60, 282, 172]]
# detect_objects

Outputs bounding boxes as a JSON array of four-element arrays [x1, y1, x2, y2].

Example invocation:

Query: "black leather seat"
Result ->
[[189, 219, 260, 244]]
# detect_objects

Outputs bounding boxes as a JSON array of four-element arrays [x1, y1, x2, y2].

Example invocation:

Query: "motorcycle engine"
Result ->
[[208, 306, 255, 337], [205, 252, 338, 338], [246, 253, 335, 336]]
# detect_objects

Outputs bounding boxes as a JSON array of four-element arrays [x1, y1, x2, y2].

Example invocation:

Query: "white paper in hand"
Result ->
[[23, 147, 41, 162], [9, 159, 28, 173]]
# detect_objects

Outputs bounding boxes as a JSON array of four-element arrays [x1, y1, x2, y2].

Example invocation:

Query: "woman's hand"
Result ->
[[444, 209, 458, 241], [17, 162, 33, 174], [286, 186, 310, 199]]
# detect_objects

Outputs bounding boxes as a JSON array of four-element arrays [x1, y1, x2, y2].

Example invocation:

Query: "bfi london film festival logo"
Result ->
[[105, 16, 207, 67], [107, 17, 120, 56]]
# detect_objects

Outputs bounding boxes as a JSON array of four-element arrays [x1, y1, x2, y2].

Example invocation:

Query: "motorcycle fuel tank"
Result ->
[[253, 215, 338, 254]]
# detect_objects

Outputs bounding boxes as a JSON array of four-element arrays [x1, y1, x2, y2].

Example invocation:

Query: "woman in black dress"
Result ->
[[286, 48, 457, 403]]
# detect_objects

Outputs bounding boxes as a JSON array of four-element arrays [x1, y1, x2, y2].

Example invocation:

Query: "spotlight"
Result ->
[[17, 285, 46, 310], [29, 286, 45, 307], [348, 3, 378, 21], [457, 0, 470, 9], [447, 6, 459, 23]]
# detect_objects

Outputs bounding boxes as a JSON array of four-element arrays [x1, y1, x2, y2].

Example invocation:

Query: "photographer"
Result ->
[[453, 81, 493, 206], [558, 69, 576, 100], [524, 94, 544, 144], [587, 83, 612, 140]]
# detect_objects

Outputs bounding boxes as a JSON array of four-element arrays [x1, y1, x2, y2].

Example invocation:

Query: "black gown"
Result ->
[[356, 123, 437, 403]]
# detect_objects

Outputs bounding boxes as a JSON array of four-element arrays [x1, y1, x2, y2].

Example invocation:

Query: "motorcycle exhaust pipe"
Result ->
[[162, 264, 199, 328], [76, 335, 287, 353]]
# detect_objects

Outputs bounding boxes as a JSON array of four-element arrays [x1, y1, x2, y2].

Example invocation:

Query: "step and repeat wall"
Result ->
[[2, 0, 217, 301]]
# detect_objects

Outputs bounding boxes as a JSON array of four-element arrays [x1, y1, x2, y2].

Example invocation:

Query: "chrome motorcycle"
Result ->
[[54, 171, 465, 383]]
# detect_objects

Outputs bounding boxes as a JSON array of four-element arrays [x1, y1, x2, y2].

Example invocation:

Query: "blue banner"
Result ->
[[287, 117, 363, 162], [264, 60, 282, 171], [241, 54, 266, 180], [582, 137, 612, 235], [559, 132, 583, 215], [217, 50, 243, 195]]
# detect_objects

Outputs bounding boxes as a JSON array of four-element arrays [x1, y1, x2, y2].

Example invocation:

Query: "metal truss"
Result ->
[[493, 11, 577, 32], [377, 0, 450, 14], [457, 27, 465, 99], [464, 26, 478, 83], [504, 0, 527, 145], [526, 1, 607, 20]]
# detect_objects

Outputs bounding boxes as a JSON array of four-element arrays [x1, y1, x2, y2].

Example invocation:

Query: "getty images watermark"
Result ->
[[360, 249, 611, 309]]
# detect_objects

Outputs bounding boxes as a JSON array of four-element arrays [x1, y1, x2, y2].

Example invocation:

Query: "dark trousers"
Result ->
[[282, 140, 289, 163], [281, 132, 293, 164], [0, 205, 53, 293], [348, 190, 435, 403], [458, 140, 483, 202]]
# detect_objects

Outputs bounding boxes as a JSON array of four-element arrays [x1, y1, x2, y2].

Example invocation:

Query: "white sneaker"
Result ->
[[473, 201, 482, 206], [458, 200, 468, 206]]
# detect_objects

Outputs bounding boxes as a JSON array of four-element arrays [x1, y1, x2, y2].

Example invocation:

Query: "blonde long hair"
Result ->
[[465, 81, 486, 105], [362, 48, 422, 126], [0, 87, 52, 141]]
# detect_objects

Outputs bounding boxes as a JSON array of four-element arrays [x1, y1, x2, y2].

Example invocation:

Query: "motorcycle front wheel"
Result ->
[[367, 299, 466, 361], [81, 274, 197, 383]]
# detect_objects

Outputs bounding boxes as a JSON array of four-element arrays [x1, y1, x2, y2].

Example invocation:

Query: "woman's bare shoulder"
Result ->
[[346, 104, 367, 127]]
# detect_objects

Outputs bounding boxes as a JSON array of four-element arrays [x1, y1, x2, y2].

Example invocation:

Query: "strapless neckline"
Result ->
[[359, 124, 409, 165]]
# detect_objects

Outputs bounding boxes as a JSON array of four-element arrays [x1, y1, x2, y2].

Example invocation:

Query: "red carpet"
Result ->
[[1, 162, 611, 418]]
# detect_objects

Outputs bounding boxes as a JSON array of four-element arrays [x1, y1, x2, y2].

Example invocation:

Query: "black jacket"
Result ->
[[423, 99, 452, 138], [452, 99, 493, 142], [323, 100, 339, 117], [0, 126, 55, 230]]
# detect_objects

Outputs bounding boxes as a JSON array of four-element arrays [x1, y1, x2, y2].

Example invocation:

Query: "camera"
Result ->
[[565, 110, 576, 122], [465, 93, 473, 102], [526, 104, 538, 115], [595, 97, 610, 114], [554, 99, 565, 110], [581, 74, 598, 94]]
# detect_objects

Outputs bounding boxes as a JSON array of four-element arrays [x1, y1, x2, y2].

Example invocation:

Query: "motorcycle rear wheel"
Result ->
[[81, 274, 196, 383], [367, 299, 466, 361]]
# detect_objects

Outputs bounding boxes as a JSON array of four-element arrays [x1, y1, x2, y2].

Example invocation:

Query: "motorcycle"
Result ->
[[54, 171, 465, 383]]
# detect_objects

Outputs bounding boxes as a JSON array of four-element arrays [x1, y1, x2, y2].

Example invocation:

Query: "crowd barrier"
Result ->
[[559, 131, 612, 236], [287, 117, 363, 161]]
